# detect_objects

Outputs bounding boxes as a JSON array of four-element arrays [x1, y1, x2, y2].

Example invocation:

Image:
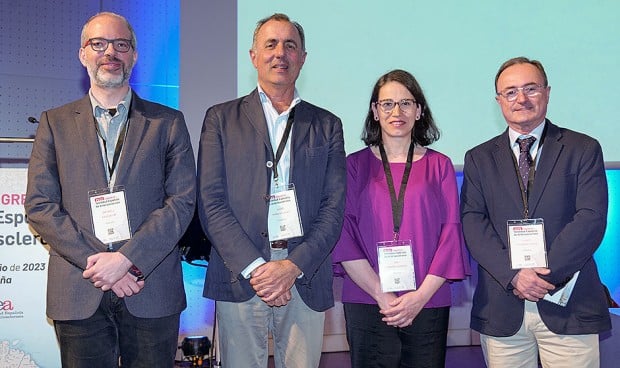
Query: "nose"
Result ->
[[274, 43, 285, 57], [515, 89, 529, 103], [391, 102, 402, 115], [103, 42, 117, 55]]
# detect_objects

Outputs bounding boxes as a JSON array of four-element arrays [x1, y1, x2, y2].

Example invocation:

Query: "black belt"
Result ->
[[270, 240, 288, 249]]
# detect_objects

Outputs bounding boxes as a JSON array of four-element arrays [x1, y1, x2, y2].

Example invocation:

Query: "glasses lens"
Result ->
[[379, 101, 395, 112], [502, 89, 518, 101], [113, 39, 131, 52], [524, 85, 542, 96], [399, 99, 414, 112], [89, 38, 107, 51]]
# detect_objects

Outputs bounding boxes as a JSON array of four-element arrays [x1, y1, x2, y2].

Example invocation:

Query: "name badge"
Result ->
[[89, 187, 131, 245], [377, 240, 416, 292], [267, 183, 303, 241], [507, 218, 547, 269]]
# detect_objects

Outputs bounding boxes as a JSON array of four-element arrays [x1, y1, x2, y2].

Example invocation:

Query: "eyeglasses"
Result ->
[[497, 84, 546, 102], [84, 38, 133, 53], [374, 99, 417, 114]]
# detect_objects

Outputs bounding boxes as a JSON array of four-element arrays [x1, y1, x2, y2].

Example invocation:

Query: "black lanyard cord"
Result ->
[[271, 107, 296, 182], [378, 141, 415, 240], [95, 119, 129, 178]]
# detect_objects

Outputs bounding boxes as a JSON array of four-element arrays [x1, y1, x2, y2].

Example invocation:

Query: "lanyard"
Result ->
[[95, 119, 129, 179], [378, 142, 415, 240], [271, 107, 296, 183]]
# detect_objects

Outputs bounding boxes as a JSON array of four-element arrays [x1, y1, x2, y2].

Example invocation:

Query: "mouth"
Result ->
[[98, 58, 123, 71], [272, 63, 289, 71], [389, 120, 408, 127]]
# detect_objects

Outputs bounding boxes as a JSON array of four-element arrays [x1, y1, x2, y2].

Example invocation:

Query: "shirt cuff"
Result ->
[[241, 257, 266, 279]]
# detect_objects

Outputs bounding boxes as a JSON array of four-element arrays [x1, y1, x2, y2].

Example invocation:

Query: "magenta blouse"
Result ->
[[333, 147, 470, 307]]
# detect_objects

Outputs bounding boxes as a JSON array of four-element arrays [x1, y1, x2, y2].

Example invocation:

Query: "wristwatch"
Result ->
[[128, 265, 145, 281]]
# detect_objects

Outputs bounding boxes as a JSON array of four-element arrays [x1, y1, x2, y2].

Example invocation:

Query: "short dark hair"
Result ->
[[362, 69, 440, 147], [252, 13, 305, 51], [495, 57, 548, 92]]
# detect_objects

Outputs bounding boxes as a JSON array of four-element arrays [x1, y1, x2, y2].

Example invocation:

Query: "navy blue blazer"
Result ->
[[461, 120, 611, 336], [197, 89, 346, 312]]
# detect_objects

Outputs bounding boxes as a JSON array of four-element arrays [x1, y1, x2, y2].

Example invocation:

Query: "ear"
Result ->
[[300, 50, 307, 68], [249, 49, 258, 69], [78, 47, 87, 67], [371, 103, 379, 121]]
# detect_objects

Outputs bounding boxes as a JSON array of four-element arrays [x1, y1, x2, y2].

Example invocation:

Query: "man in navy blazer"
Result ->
[[461, 57, 611, 367], [197, 13, 346, 368], [25, 12, 196, 367]]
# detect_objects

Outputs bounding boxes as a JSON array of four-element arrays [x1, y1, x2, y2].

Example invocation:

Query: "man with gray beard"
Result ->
[[25, 12, 196, 368]]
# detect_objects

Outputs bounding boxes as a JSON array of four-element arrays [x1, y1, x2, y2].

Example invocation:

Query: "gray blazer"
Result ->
[[197, 89, 346, 312], [25, 93, 196, 320], [461, 120, 611, 336]]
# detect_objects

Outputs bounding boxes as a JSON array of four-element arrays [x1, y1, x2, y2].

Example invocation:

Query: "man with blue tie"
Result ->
[[461, 57, 611, 367]]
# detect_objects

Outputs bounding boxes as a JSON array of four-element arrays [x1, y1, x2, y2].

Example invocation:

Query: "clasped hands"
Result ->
[[511, 267, 555, 302], [82, 252, 145, 298], [250, 259, 301, 307], [377, 291, 426, 328]]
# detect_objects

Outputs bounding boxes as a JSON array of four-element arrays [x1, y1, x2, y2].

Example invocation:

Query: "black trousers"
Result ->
[[54, 291, 180, 368], [344, 303, 450, 368]]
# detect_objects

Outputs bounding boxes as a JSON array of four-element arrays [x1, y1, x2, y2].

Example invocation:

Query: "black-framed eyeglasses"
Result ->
[[84, 38, 133, 53], [374, 99, 417, 114], [497, 84, 546, 102]]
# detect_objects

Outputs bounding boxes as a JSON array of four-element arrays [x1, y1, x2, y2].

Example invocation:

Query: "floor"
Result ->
[[296, 346, 486, 368], [176, 345, 487, 367]]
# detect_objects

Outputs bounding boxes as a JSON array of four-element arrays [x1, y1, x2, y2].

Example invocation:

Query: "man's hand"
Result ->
[[82, 252, 132, 291], [265, 290, 292, 307], [110, 273, 145, 298], [250, 260, 301, 304], [511, 267, 555, 301]]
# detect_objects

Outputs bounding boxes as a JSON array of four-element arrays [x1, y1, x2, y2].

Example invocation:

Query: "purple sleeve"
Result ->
[[427, 157, 471, 280], [333, 153, 367, 266]]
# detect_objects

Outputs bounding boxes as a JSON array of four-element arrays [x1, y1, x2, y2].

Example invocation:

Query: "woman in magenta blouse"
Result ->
[[333, 69, 470, 368]]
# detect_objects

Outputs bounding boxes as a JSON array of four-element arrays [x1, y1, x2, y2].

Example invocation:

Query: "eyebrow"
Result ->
[[264, 38, 298, 46], [501, 82, 541, 90]]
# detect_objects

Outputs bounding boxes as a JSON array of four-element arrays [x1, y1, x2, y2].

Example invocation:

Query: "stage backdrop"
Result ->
[[237, 1, 620, 165], [0, 168, 59, 367]]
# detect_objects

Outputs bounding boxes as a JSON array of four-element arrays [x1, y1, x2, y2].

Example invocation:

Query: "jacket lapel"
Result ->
[[74, 96, 108, 186], [290, 101, 311, 157], [528, 121, 563, 214], [492, 131, 526, 211], [114, 93, 148, 184], [290, 102, 310, 182], [242, 89, 273, 156]]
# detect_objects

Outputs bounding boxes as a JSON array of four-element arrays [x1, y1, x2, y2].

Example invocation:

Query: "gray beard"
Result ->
[[89, 64, 132, 88]]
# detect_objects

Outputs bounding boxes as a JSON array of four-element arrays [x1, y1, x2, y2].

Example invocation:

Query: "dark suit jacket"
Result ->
[[461, 120, 611, 336], [25, 93, 196, 320], [197, 89, 346, 312]]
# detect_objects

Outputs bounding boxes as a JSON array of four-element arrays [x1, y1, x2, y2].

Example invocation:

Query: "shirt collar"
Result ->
[[257, 84, 301, 115], [89, 89, 132, 118], [509, 119, 546, 147]]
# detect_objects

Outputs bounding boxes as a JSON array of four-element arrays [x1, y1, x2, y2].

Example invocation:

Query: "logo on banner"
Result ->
[[0, 297, 24, 319]]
